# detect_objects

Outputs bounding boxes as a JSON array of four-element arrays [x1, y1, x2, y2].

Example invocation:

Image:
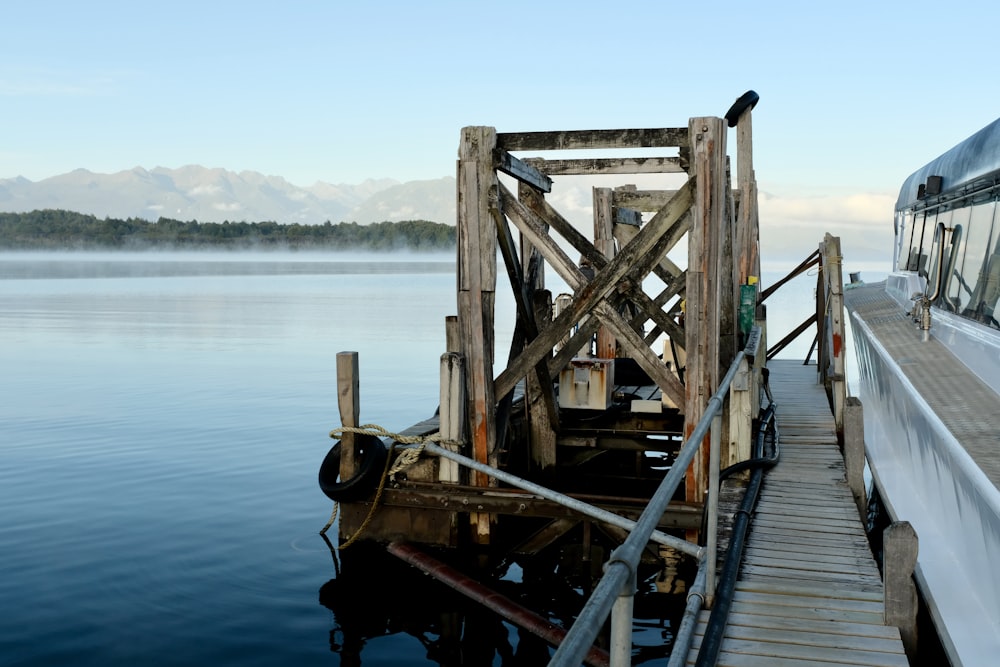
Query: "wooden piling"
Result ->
[[844, 396, 867, 518], [336, 351, 360, 482], [457, 126, 499, 543], [439, 352, 465, 484], [883, 521, 919, 660]]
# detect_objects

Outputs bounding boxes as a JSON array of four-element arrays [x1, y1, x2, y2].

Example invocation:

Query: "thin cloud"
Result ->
[[0, 67, 115, 97]]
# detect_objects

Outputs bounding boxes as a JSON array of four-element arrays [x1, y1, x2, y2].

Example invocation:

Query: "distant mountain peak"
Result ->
[[0, 166, 455, 225]]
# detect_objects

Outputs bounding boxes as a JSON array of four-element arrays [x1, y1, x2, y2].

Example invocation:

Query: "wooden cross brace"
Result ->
[[493, 177, 696, 408]]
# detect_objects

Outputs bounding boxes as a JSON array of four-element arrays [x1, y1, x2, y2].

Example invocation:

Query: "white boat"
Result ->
[[845, 118, 1000, 666]]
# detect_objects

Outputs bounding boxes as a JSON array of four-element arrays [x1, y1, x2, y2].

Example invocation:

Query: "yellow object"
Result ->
[[748, 276, 759, 285]]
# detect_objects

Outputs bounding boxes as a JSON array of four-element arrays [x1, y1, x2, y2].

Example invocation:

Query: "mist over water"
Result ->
[[0, 252, 462, 666]]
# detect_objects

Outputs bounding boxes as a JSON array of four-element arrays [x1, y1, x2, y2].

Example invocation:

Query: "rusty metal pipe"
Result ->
[[386, 541, 610, 667]]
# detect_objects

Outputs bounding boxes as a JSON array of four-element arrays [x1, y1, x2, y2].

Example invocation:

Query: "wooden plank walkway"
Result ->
[[686, 359, 909, 666]]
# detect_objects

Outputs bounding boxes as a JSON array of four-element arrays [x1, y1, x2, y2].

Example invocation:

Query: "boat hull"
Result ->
[[850, 304, 1000, 666]]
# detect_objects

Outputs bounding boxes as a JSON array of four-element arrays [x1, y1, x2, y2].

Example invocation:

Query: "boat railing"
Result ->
[[549, 328, 761, 667]]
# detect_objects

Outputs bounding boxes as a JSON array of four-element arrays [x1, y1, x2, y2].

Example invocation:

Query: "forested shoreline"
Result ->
[[0, 209, 455, 250]]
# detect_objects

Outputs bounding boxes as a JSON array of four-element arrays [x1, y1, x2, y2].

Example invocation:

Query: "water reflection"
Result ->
[[318, 540, 684, 666]]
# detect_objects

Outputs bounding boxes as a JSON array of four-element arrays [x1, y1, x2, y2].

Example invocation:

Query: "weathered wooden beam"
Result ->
[[439, 352, 465, 484], [499, 183, 588, 291], [517, 181, 682, 290], [734, 100, 760, 282], [823, 234, 846, 439], [628, 290, 685, 343], [445, 315, 460, 353], [613, 189, 679, 212], [721, 158, 738, 367], [528, 290, 558, 470], [727, 356, 752, 470], [685, 117, 727, 508], [497, 127, 689, 151], [597, 302, 685, 407], [491, 203, 560, 442], [844, 396, 867, 518], [523, 156, 684, 175], [336, 351, 360, 482], [884, 521, 919, 661], [614, 207, 643, 227], [457, 126, 499, 544], [376, 484, 704, 530], [494, 178, 695, 398], [612, 216, 686, 285], [496, 149, 552, 192], [594, 187, 617, 359]]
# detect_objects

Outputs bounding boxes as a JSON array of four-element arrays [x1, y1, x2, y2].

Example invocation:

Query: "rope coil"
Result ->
[[320, 424, 462, 549]]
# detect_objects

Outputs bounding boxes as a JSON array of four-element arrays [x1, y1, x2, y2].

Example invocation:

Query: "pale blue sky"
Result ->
[[4, 0, 1000, 206]]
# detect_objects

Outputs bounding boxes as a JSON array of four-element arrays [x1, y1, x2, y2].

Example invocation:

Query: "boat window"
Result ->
[[896, 211, 913, 271], [925, 218, 945, 288], [906, 210, 934, 273], [957, 199, 999, 323], [943, 223, 964, 311]]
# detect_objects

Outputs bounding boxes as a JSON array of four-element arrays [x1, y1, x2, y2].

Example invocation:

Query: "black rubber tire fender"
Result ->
[[725, 90, 760, 127], [318, 433, 389, 502]]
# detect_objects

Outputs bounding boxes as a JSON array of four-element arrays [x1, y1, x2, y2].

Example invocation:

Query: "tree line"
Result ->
[[0, 209, 456, 251]]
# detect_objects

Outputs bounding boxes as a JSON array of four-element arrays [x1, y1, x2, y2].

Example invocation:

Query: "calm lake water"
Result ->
[[0, 252, 881, 666]]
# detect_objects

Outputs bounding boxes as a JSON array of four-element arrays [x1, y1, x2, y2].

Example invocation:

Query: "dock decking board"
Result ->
[[685, 359, 908, 666]]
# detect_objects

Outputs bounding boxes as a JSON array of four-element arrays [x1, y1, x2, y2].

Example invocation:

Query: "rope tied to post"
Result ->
[[320, 424, 463, 548]]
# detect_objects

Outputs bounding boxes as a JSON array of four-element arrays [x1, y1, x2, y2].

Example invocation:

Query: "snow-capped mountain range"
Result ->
[[0, 166, 457, 225]]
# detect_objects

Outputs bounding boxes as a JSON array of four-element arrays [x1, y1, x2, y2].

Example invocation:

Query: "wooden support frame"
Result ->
[[450, 114, 760, 535]]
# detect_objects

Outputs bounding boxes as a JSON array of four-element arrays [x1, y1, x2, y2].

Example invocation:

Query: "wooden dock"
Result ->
[[686, 359, 909, 666]]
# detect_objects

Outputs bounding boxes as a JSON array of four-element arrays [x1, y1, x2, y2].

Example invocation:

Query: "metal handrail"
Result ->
[[549, 338, 753, 666]]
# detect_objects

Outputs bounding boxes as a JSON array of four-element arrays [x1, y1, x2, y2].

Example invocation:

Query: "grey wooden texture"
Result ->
[[686, 360, 907, 666]]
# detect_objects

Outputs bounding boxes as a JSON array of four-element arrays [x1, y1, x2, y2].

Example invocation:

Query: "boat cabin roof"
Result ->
[[897, 116, 1000, 211]]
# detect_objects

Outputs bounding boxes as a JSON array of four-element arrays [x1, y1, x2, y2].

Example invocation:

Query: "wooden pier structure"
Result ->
[[320, 95, 919, 665]]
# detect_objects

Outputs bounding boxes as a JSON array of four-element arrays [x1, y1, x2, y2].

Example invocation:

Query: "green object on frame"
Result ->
[[739, 283, 757, 338]]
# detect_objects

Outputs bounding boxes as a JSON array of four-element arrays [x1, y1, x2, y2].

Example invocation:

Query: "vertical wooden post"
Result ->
[[844, 396, 867, 518], [884, 521, 919, 660], [528, 290, 557, 470], [735, 104, 759, 283], [439, 352, 465, 484], [718, 159, 737, 371], [593, 187, 617, 359], [445, 315, 460, 354], [336, 351, 360, 482], [727, 356, 752, 470], [825, 234, 846, 438], [685, 116, 727, 507], [457, 126, 498, 543]]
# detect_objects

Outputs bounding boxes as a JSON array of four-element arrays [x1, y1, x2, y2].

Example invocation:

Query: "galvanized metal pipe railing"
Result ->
[[404, 439, 703, 559], [548, 347, 748, 667]]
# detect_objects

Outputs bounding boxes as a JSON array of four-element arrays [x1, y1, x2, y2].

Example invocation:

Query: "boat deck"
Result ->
[[844, 281, 1000, 488], [686, 359, 908, 666]]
